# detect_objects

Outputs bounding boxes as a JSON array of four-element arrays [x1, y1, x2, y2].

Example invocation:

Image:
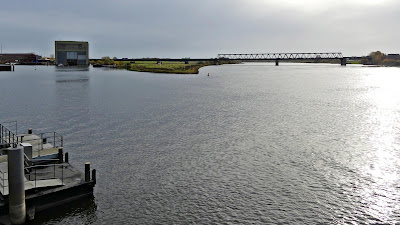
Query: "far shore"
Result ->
[[89, 53, 400, 74], [91, 60, 240, 74]]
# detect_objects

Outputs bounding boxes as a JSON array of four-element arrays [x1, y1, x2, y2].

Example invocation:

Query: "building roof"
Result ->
[[55, 41, 88, 43]]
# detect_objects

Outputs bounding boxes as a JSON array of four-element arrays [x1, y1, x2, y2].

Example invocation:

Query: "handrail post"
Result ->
[[38, 139, 41, 157], [61, 165, 63, 185], [53, 165, 56, 178]]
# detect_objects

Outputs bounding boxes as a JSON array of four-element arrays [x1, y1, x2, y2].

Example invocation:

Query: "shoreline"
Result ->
[[125, 62, 212, 74], [91, 60, 240, 74]]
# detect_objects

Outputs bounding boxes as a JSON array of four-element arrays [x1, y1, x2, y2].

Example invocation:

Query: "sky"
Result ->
[[0, 0, 399, 58]]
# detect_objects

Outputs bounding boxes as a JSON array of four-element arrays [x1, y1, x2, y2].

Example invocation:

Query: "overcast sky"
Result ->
[[1, 0, 399, 58]]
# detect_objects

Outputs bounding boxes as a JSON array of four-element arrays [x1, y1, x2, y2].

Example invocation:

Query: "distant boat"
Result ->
[[92, 64, 102, 67]]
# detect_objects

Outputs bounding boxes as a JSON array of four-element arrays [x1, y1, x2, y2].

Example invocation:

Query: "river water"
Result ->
[[1, 63, 400, 224]]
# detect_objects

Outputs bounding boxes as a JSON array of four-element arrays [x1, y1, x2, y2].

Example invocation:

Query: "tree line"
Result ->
[[367, 51, 400, 66]]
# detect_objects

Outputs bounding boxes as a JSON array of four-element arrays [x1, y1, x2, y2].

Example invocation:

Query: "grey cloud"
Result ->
[[1, 0, 399, 58]]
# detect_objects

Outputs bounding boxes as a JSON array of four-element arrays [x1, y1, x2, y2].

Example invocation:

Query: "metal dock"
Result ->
[[0, 121, 96, 224]]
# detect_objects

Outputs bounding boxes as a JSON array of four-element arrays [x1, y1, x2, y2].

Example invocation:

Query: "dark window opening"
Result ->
[[67, 59, 78, 66]]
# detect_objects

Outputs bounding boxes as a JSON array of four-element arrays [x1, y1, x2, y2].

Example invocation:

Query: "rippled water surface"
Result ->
[[1, 63, 400, 224]]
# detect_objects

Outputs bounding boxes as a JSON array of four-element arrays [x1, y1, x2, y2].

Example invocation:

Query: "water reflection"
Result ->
[[55, 68, 90, 83], [55, 66, 90, 72], [56, 78, 89, 83], [27, 195, 97, 225], [358, 68, 400, 222], [53, 70, 92, 147]]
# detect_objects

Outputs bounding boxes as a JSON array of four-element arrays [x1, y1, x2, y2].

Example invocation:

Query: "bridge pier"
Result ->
[[275, 59, 279, 66], [341, 58, 347, 66]]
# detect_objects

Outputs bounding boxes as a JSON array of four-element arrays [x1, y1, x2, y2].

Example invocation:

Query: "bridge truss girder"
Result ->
[[217, 53, 343, 60]]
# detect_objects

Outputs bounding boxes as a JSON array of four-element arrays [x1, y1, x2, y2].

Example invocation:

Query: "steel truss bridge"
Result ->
[[217, 52, 348, 65], [217, 53, 343, 60]]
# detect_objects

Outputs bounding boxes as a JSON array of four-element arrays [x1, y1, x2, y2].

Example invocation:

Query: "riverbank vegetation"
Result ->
[[366, 51, 400, 67], [296, 51, 400, 67], [122, 61, 214, 74], [91, 58, 239, 74], [90, 56, 116, 66]]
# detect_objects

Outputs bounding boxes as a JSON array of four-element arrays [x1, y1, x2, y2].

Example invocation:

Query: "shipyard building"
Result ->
[[0, 53, 39, 64], [55, 41, 89, 66]]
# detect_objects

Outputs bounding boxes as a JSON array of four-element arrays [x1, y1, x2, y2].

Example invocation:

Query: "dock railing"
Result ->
[[26, 164, 65, 186], [1, 121, 63, 156], [0, 155, 66, 195], [0, 121, 18, 146], [39, 132, 63, 150], [0, 122, 66, 194], [0, 163, 66, 195]]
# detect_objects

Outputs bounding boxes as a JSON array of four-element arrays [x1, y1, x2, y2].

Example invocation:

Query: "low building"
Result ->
[[55, 41, 89, 66], [387, 54, 400, 60], [0, 53, 38, 63]]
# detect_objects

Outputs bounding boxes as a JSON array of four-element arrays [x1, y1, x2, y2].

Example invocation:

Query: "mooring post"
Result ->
[[28, 128, 32, 134], [85, 162, 91, 182], [7, 146, 26, 225], [275, 59, 279, 66], [92, 169, 96, 184], [58, 147, 64, 163], [65, 152, 69, 163]]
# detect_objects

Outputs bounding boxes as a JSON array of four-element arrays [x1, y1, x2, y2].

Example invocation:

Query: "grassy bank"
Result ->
[[113, 60, 238, 74]]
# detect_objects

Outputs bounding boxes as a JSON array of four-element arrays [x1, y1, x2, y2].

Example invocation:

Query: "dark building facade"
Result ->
[[0, 53, 38, 63], [55, 41, 89, 66]]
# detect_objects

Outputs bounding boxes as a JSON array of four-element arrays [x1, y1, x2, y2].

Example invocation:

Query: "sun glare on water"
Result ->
[[357, 67, 400, 222]]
